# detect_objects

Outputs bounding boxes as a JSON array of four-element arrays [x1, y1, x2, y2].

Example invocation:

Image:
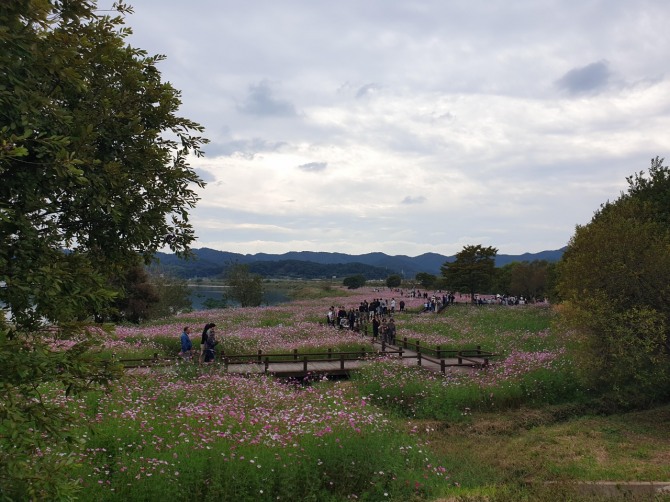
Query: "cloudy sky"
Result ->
[[121, 0, 669, 257]]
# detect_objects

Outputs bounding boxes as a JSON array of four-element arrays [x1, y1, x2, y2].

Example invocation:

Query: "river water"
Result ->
[[188, 285, 291, 310]]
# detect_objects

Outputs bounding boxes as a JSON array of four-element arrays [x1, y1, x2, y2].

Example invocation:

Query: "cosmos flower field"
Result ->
[[45, 288, 576, 501]]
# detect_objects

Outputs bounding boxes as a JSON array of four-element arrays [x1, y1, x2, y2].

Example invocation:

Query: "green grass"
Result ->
[[399, 303, 558, 354], [421, 404, 670, 500]]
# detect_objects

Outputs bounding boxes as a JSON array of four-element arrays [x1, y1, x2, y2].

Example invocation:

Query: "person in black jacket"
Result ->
[[199, 322, 216, 363], [203, 326, 218, 363]]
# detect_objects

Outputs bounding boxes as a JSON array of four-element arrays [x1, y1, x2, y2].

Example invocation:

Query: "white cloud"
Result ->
[[120, 0, 670, 256]]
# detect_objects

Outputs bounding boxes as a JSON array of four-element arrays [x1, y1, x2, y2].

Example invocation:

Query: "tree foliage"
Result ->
[[224, 263, 264, 307], [0, 0, 206, 327], [494, 260, 555, 301], [385, 274, 402, 288], [343, 274, 366, 289], [557, 157, 670, 402], [0, 1, 206, 497], [249, 260, 391, 280], [104, 261, 159, 323], [441, 245, 498, 301], [145, 271, 193, 318], [415, 272, 437, 289]]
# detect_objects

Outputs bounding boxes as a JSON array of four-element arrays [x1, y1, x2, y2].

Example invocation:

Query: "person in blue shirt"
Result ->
[[180, 326, 193, 362]]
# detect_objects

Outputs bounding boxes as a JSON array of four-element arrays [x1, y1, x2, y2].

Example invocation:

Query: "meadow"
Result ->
[[40, 288, 670, 501]]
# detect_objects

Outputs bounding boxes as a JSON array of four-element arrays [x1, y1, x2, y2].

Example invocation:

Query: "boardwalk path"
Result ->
[[225, 344, 486, 378], [127, 339, 492, 378]]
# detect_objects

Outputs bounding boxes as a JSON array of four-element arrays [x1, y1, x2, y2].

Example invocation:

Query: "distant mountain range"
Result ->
[[152, 247, 566, 280]]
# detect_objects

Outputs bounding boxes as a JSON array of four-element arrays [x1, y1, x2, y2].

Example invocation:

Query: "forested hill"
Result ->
[[152, 248, 566, 280]]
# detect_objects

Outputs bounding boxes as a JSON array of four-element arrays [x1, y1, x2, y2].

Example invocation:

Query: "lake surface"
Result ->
[[188, 285, 291, 310]]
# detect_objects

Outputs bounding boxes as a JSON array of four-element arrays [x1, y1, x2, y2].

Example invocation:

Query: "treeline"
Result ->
[[154, 258, 396, 280], [247, 260, 393, 279], [408, 259, 556, 301]]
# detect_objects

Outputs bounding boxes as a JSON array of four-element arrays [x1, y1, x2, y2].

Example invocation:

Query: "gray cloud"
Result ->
[[237, 80, 297, 117], [401, 195, 427, 205], [298, 162, 328, 173], [356, 83, 381, 99], [556, 60, 611, 94], [194, 168, 216, 183]]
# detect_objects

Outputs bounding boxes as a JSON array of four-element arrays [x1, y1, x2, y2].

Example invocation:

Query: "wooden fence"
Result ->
[[115, 339, 498, 377]]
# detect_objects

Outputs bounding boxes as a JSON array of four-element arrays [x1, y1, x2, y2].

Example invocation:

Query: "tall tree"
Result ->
[[441, 245, 498, 302], [145, 271, 193, 318], [505, 260, 551, 301], [108, 263, 160, 324], [415, 272, 437, 289], [0, 2, 206, 497], [386, 274, 402, 288], [558, 157, 670, 402], [343, 275, 366, 289], [225, 263, 264, 307]]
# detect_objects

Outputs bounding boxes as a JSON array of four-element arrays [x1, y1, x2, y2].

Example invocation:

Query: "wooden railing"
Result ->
[[116, 339, 498, 376], [359, 324, 499, 368], [224, 347, 386, 373]]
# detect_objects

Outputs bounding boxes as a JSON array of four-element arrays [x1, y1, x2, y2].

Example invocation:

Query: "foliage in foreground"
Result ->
[[558, 157, 670, 403], [0, 328, 122, 501], [0, 1, 206, 498], [64, 369, 451, 501]]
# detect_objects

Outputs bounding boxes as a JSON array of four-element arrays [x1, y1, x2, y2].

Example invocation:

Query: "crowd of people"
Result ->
[[177, 289, 534, 362], [324, 293, 414, 345]]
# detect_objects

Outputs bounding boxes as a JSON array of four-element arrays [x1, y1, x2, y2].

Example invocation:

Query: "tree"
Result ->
[[145, 270, 193, 319], [386, 274, 402, 288], [495, 260, 552, 301], [343, 275, 366, 289], [0, 2, 206, 497], [203, 296, 228, 309], [109, 263, 160, 323], [557, 157, 670, 402], [415, 272, 437, 289], [513, 261, 550, 301], [224, 263, 263, 307], [441, 245, 498, 302], [492, 262, 514, 295]]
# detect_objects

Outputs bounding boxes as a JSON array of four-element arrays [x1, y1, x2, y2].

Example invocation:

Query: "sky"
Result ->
[[118, 0, 669, 257]]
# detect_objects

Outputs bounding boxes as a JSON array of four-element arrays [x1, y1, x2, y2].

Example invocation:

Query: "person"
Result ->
[[348, 308, 356, 331], [372, 315, 380, 340], [199, 322, 216, 364], [386, 318, 396, 345], [203, 325, 218, 363], [337, 306, 347, 329], [327, 306, 335, 327], [179, 326, 193, 362]]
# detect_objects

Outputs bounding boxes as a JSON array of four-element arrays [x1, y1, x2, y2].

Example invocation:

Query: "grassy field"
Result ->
[[40, 287, 670, 501]]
